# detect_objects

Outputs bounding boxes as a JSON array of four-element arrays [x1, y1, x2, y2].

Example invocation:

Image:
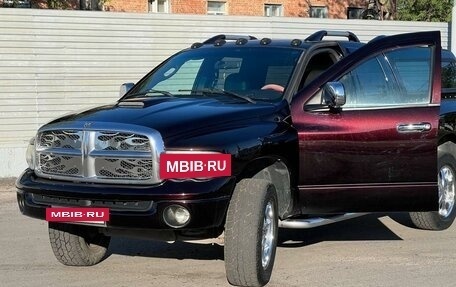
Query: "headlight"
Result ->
[[26, 137, 36, 170]]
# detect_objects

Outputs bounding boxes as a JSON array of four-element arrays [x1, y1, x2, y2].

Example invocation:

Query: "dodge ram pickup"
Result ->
[[16, 30, 456, 287]]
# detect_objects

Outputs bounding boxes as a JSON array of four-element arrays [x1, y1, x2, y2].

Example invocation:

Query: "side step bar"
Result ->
[[279, 213, 368, 229]]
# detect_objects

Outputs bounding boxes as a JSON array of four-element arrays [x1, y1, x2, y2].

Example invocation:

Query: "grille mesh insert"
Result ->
[[39, 154, 81, 176], [96, 158, 153, 180], [95, 132, 151, 152], [38, 130, 82, 149], [36, 129, 157, 183]]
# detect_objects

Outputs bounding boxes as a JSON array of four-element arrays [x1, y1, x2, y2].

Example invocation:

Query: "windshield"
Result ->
[[125, 46, 303, 103]]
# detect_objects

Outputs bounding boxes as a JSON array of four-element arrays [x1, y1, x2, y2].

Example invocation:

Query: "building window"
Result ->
[[80, 0, 103, 10], [264, 4, 283, 17], [149, 0, 169, 13], [347, 7, 364, 19], [310, 6, 328, 18], [207, 1, 226, 15]]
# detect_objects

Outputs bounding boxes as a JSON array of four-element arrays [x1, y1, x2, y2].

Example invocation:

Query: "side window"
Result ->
[[386, 47, 432, 104], [154, 59, 204, 92], [301, 51, 338, 90], [339, 46, 432, 109], [340, 57, 398, 108]]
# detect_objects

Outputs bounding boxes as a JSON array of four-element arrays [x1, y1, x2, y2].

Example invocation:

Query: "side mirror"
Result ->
[[119, 82, 134, 97], [322, 82, 346, 109]]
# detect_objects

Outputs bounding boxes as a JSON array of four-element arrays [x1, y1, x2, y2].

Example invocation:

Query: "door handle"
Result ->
[[397, 122, 432, 133]]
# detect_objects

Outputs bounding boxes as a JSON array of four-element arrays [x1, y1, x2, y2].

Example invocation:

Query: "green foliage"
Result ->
[[396, 0, 453, 22], [47, 0, 71, 9], [46, 0, 110, 10], [443, 62, 456, 89]]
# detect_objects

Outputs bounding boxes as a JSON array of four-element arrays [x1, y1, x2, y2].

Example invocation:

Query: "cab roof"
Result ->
[[189, 30, 366, 53]]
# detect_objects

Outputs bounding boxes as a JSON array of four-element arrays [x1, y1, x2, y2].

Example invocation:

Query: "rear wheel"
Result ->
[[48, 223, 111, 266], [224, 179, 278, 287], [410, 154, 456, 230]]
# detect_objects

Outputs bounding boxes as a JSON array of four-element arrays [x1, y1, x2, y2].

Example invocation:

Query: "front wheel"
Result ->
[[410, 154, 456, 230], [224, 179, 279, 287], [48, 223, 111, 266]]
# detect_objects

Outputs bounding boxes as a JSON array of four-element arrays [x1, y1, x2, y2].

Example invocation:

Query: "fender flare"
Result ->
[[236, 156, 295, 219]]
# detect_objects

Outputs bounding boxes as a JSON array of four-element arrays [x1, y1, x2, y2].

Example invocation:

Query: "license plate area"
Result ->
[[46, 207, 110, 226]]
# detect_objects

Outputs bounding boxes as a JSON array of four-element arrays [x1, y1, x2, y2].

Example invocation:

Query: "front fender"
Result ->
[[165, 119, 299, 218]]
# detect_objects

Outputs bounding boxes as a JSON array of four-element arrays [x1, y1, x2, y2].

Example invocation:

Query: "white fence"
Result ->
[[0, 8, 450, 177]]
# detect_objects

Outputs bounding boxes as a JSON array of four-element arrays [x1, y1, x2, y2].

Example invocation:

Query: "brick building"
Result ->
[[2, 0, 370, 19], [164, 0, 369, 19]]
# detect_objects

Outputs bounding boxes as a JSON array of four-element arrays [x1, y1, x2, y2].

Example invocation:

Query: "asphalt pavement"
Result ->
[[2, 179, 456, 287]]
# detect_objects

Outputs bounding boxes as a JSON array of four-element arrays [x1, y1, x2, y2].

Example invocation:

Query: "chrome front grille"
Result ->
[[34, 123, 164, 185]]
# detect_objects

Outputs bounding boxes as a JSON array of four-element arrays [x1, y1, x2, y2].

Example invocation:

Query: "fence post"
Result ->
[[452, 2, 456, 52]]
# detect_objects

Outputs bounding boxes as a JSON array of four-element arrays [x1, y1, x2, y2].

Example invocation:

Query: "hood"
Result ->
[[46, 97, 283, 140]]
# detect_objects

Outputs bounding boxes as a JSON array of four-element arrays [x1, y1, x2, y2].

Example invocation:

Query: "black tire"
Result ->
[[224, 179, 279, 287], [410, 154, 456, 230], [48, 222, 111, 266]]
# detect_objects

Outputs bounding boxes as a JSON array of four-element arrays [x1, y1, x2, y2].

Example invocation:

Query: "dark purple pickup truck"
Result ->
[[16, 30, 456, 286]]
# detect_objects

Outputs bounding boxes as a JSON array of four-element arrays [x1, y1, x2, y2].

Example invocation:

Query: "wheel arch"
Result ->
[[236, 156, 295, 219], [439, 140, 456, 159], [438, 134, 456, 147]]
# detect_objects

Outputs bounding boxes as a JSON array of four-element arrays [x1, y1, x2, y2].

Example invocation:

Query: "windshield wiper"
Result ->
[[126, 89, 174, 99], [179, 88, 256, 104]]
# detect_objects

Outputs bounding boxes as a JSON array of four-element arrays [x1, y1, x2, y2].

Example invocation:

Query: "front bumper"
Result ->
[[17, 169, 235, 238]]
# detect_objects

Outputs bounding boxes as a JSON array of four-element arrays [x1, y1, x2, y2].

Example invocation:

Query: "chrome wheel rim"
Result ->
[[438, 165, 455, 218], [261, 200, 275, 269]]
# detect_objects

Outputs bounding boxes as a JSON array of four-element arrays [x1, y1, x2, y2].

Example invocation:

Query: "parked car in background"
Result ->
[[2, 0, 31, 8]]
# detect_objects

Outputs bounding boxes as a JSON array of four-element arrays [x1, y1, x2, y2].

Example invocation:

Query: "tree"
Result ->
[[47, 0, 71, 9], [443, 62, 456, 89], [362, 0, 397, 20], [396, 0, 453, 22]]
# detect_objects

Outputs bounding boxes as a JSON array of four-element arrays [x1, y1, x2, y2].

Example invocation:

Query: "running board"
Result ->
[[279, 213, 368, 229]]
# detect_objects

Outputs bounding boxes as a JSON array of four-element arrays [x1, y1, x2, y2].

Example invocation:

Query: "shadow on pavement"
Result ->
[[108, 237, 224, 260], [107, 213, 412, 260], [278, 214, 403, 248]]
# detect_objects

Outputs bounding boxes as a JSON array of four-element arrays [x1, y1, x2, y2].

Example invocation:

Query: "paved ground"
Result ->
[[2, 179, 456, 287]]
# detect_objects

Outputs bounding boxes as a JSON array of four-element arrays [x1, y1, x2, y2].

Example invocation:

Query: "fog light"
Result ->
[[163, 205, 190, 228]]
